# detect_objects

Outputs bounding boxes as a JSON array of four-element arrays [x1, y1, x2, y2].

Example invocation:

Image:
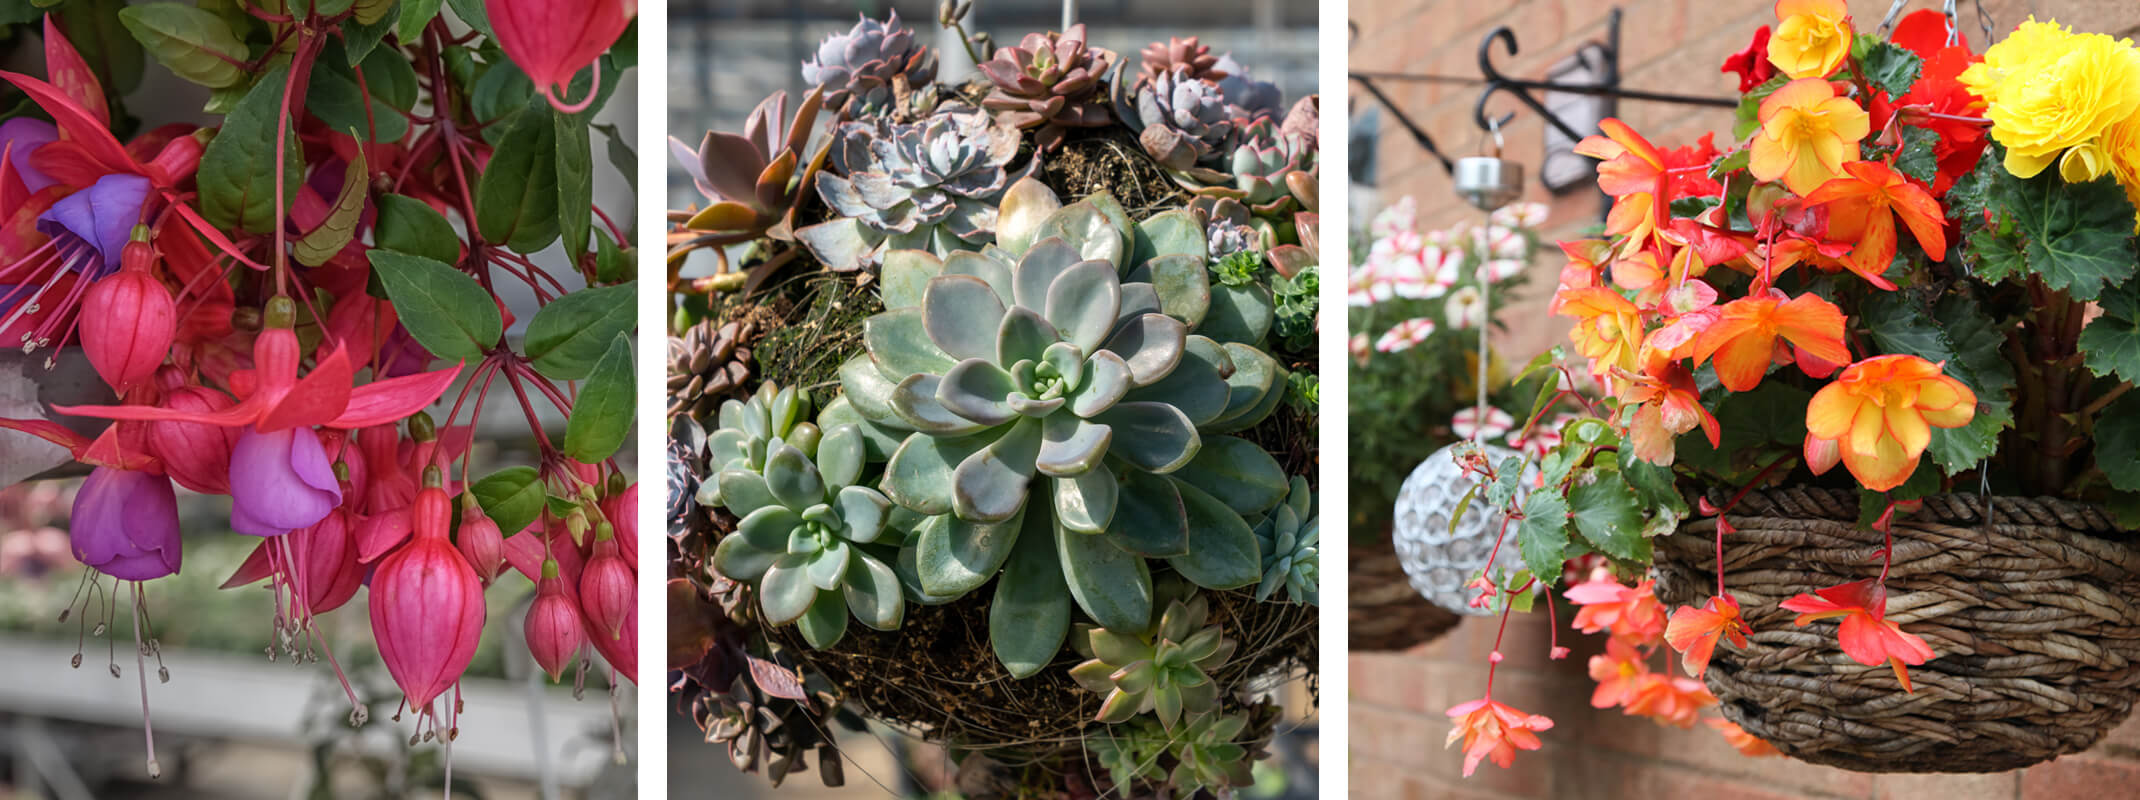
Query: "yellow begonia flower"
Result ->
[[1804, 355, 1976, 493], [1961, 18, 2140, 179], [1767, 0, 1852, 80], [1750, 78, 1870, 196]]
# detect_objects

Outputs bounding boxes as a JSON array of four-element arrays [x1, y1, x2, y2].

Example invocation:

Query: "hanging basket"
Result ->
[[1652, 486, 2140, 773], [1350, 532, 1460, 651]]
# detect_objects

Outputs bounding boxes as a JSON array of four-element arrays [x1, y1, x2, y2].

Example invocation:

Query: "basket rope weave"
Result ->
[[1652, 486, 2140, 773]]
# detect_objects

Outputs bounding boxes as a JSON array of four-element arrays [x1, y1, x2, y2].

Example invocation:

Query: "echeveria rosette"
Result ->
[[669, 88, 825, 248], [978, 25, 1115, 151], [1068, 595, 1236, 730], [1135, 65, 1235, 171], [1215, 117, 1309, 217], [695, 382, 816, 509], [709, 423, 902, 649], [1252, 476, 1318, 605], [796, 109, 1027, 272], [801, 11, 939, 118]]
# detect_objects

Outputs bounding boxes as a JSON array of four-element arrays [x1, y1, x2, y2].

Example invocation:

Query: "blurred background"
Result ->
[[0, 6, 640, 799], [664, 1, 1319, 797]]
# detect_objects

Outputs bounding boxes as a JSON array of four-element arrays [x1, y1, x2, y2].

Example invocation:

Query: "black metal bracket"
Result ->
[[1346, 8, 1738, 178]]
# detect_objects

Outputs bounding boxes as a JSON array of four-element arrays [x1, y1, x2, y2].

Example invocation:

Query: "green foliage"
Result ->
[[2081, 280, 2140, 385], [196, 65, 303, 234], [1211, 250, 1265, 287], [118, 3, 245, 88], [1861, 292, 2016, 474], [1251, 476, 1318, 604], [562, 334, 635, 463], [2095, 393, 2140, 491], [1985, 168, 2138, 301], [367, 250, 501, 360], [469, 467, 544, 537], [1068, 596, 1235, 729], [475, 94, 562, 253], [1852, 34, 1923, 98], [523, 282, 637, 380], [1272, 264, 1318, 352]]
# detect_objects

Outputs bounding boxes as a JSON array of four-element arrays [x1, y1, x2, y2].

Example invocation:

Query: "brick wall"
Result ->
[[1346, 2, 2140, 795]]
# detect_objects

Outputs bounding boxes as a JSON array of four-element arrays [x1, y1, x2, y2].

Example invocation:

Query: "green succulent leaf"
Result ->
[[914, 509, 1026, 597], [1163, 479, 1262, 590], [843, 553, 905, 631], [1106, 469, 1191, 557], [988, 511, 1072, 678], [796, 588, 850, 648], [1168, 436, 1287, 515], [1058, 516, 1155, 632]]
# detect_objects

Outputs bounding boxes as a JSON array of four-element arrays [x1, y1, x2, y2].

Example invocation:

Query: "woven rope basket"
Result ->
[[1651, 486, 2140, 773], [1350, 534, 1460, 651]]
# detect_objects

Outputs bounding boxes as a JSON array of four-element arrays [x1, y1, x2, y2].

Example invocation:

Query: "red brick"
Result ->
[[2022, 753, 2140, 799]]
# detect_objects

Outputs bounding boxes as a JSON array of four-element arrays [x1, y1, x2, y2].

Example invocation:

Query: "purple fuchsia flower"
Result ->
[[0, 172, 151, 355], [0, 117, 59, 194], [229, 425, 344, 537], [70, 467, 182, 581]]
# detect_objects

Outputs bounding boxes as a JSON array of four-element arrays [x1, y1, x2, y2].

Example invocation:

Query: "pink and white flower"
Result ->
[[1374, 318, 1438, 352], [1453, 406, 1514, 441]]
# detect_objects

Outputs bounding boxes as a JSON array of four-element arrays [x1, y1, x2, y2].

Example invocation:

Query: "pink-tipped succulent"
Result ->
[[801, 11, 937, 118], [978, 24, 1115, 150], [668, 87, 826, 257], [1139, 36, 1226, 86]]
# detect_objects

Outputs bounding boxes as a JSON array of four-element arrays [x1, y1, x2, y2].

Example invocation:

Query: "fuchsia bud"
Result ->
[[578, 523, 632, 640], [289, 508, 364, 615], [369, 483, 484, 712], [456, 498, 505, 584], [484, 0, 633, 112], [148, 369, 238, 495], [143, 129, 208, 187], [79, 228, 175, 393], [524, 559, 583, 681], [598, 482, 637, 560]]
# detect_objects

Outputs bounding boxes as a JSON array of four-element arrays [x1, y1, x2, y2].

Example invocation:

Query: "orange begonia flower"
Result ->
[[1690, 292, 1851, 392], [1804, 354, 1977, 491], [1557, 287, 1646, 382], [1664, 594, 1751, 678], [1708, 718, 1782, 757], [1621, 358, 1720, 465], [1566, 577, 1667, 645], [1751, 78, 1871, 196], [1445, 697, 1554, 776], [1588, 637, 1652, 709], [1575, 119, 1672, 256], [1779, 579, 1939, 692], [1552, 239, 1613, 313], [1803, 160, 1949, 288], [1767, 0, 1852, 79], [1624, 673, 1717, 729]]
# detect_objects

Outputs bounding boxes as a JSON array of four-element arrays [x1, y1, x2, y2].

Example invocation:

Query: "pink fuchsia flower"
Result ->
[[70, 467, 180, 581], [1374, 318, 1437, 353], [228, 425, 342, 537], [525, 559, 585, 681], [485, 0, 634, 112], [1452, 406, 1513, 441], [370, 485, 485, 712]]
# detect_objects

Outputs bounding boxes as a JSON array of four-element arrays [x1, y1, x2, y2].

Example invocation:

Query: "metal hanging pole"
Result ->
[[1061, 0, 1076, 30]]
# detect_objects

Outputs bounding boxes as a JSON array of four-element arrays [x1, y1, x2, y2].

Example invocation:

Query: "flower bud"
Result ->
[[578, 526, 633, 640], [456, 499, 505, 584], [288, 507, 363, 615], [149, 378, 238, 495], [484, 0, 633, 111], [368, 486, 485, 712], [524, 559, 584, 682], [78, 232, 176, 392]]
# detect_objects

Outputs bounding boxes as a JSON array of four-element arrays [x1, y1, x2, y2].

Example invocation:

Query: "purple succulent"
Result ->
[[794, 109, 1026, 271], [978, 25, 1114, 149], [228, 425, 343, 537], [669, 88, 825, 249], [1136, 65, 1234, 170], [1212, 54, 1283, 121], [802, 12, 937, 117], [0, 117, 58, 195], [70, 467, 182, 581]]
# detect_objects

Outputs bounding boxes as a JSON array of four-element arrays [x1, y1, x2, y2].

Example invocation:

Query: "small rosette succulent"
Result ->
[[1218, 117, 1309, 216], [1168, 712, 1258, 794], [979, 24, 1114, 149], [1213, 53, 1283, 121], [709, 423, 901, 649], [1136, 65, 1235, 171], [1068, 595, 1236, 729], [1139, 36, 1226, 86], [696, 382, 814, 509], [670, 88, 825, 250], [838, 180, 1294, 641], [801, 11, 938, 118], [797, 109, 1026, 271], [1252, 476, 1318, 605]]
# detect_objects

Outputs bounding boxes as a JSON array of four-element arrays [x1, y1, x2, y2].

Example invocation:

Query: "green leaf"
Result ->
[[293, 148, 368, 267], [444, 0, 491, 37], [1991, 169, 2138, 301], [553, 110, 594, 259], [1676, 382, 1810, 480], [196, 65, 303, 234], [470, 466, 543, 536], [470, 59, 535, 146], [1168, 436, 1288, 516], [1515, 490, 1571, 581], [594, 229, 632, 283], [341, 2, 400, 64], [2096, 393, 2140, 492], [373, 193, 460, 265], [989, 511, 1071, 678], [595, 121, 637, 192], [1852, 34, 1922, 98], [2082, 280, 2140, 385], [1862, 292, 2016, 473], [398, 0, 443, 43], [1163, 478, 1263, 590], [308, 41, 420, 143], [119, 3, 246, 89], [561, 334, 633, 463], [1058, 515, 1153, 632], [1893, 126, 1939, 186], [475, 96, 561, 253], [368, 250, 500, 359], [523, 282, 636, 379], [1567, 477, 1649, 562], [1967, 223, 2027, 284]]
